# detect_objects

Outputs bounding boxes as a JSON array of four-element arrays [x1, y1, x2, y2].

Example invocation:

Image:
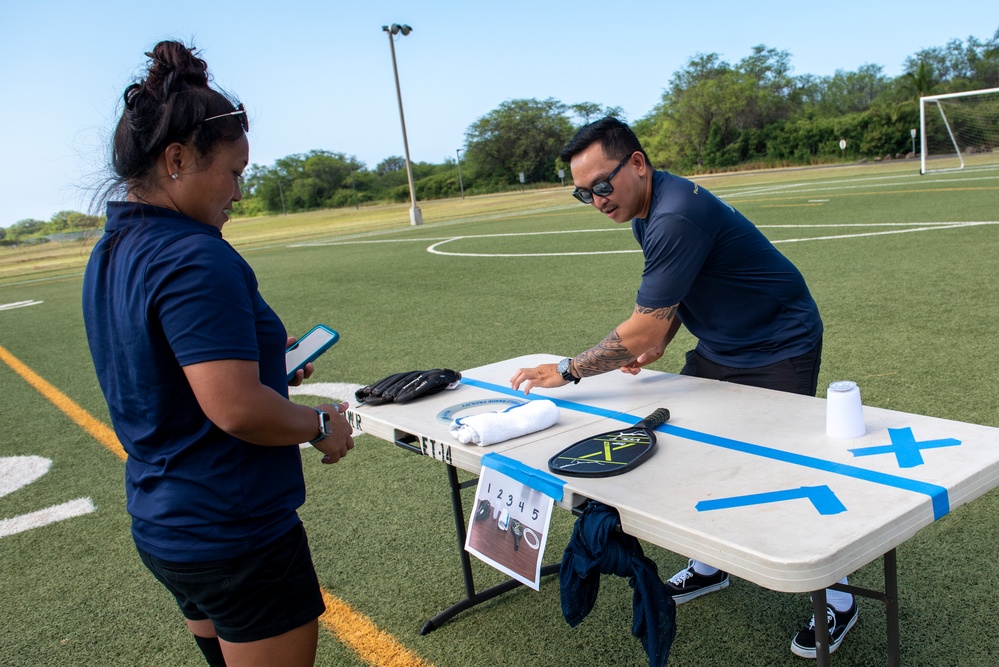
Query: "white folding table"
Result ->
[[346, 354, 999, 666]]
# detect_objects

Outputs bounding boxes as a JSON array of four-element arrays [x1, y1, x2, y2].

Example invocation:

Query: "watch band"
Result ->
[[558, 357, 581, 384], [308, 408, 331, 445]]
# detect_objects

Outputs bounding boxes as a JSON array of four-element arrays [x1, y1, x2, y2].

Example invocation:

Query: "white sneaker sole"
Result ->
[[670, 576, 730, 605]]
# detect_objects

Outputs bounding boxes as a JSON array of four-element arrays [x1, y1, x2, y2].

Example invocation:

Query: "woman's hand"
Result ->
[[286, 336, 314, 386], [314, 402, 355, 465]]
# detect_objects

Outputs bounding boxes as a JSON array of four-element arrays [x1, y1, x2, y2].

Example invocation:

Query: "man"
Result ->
[[510, 117, 857, 659]]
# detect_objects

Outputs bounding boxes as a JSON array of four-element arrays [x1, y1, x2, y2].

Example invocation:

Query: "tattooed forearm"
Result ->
[[635, 304, 677, 321], [573, 329, 636, 377]]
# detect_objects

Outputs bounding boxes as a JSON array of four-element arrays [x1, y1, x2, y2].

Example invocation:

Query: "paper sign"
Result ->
[[465, 462, 556, 590]]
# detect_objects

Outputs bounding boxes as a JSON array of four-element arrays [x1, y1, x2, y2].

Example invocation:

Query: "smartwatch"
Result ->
[[557, 357, 580, 384], [309, 408, 332, 445]]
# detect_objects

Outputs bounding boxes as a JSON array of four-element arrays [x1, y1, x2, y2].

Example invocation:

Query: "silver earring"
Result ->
[[171, 173, 179, 180]]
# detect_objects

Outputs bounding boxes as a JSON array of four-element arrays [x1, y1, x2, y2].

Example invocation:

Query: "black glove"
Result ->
[[355, 369, 461, 405]]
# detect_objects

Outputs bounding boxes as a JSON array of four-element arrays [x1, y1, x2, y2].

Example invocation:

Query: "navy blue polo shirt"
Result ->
[[633, 171, 822, 367], [83, 202, 303, 561]]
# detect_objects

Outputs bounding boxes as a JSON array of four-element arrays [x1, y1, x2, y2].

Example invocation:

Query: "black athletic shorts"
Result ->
[[680, 338, 823, 397], [137, 522, 326, 643]]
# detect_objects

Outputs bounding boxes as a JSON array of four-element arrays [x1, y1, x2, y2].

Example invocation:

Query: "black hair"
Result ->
[[97, 40, 245, 206], [560, 117, 652, 168]]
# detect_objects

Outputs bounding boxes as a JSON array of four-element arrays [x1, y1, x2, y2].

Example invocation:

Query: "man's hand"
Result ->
[[620, 344, 666, 375], [510, 363, 569, 395]]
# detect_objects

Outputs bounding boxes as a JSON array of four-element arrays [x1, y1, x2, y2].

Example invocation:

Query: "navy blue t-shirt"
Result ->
[[633, 171, 822, 367], [82, 202, 304, 561]]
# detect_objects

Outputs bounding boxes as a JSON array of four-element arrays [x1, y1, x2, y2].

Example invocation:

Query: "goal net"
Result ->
[[920, 87, 999, 174]]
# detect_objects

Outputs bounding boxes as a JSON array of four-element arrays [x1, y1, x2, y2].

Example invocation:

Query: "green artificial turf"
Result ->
[[2, 161, 998, 666]]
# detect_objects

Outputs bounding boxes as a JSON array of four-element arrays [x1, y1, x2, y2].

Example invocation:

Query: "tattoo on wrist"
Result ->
[[575, 329, 637, 376]]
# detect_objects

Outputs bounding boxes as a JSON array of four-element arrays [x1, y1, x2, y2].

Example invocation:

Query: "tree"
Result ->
[[376, 156, 407, 174], [242, 151, 365, 213], [6, 219, 45, 240], [42, 210, 102, 234], [463, 98, 574, 185], [569, 102, 624, 126], [902, 32, 999, 92], [813, 64, 893, 116]]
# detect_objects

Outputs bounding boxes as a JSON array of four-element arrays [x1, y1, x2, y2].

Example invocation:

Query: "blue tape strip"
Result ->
[[461, 377, 951, 519], [460, 377, 637, 422], [480, 452, 565, 502], [696, 485, 847, 516]]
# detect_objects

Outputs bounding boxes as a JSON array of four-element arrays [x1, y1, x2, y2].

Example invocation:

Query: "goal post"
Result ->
[[919, 87, 999, 174]]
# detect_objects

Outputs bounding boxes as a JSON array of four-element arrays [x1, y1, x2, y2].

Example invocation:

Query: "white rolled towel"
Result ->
[[449, 400, 559, 446]]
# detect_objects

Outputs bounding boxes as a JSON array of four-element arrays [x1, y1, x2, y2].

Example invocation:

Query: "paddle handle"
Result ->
[[635, 407, 670, 430]]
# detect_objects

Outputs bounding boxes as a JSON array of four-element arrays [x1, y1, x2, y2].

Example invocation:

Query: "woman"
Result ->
[[82, 41, 352, 667]]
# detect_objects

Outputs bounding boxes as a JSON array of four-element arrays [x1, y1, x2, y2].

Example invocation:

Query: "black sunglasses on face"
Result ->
[[204, 103, 248, 132], [572, 154, 632, 204]]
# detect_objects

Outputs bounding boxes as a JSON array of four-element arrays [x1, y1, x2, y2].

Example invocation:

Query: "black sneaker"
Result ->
[[665, 560, 730, 604], [790, 601, 858, 659]]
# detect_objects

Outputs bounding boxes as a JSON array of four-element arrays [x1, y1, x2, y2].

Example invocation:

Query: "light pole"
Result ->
[[382, 23, 422, 226], [456, 148, 465, 200]]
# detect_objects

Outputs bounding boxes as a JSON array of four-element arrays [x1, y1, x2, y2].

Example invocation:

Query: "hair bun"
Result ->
[[144, 41, 209, 96]]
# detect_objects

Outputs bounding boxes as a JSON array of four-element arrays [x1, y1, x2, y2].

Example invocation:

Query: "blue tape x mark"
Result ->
[[849, 427, 962, 468]]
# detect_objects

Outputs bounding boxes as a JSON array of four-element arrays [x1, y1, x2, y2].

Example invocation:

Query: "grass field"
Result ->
[[2, 159, 998, 666]]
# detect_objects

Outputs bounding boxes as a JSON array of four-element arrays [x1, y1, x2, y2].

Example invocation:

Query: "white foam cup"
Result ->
[[826, 380, 865, 439]]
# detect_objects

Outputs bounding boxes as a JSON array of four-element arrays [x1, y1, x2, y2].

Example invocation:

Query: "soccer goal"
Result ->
[[919, 87, 999, 174]]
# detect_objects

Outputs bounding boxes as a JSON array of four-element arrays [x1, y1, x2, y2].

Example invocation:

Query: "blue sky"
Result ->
[[1, 1, 996, 226]]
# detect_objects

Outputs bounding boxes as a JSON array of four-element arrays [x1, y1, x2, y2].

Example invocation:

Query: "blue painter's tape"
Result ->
[[665, 423, 951, 520], [481, 452, 565, 502], [849, 427, 962, 468], [462, 377, 951, 520], [696, 485, 847, 516], [460, 377, 634, 422]]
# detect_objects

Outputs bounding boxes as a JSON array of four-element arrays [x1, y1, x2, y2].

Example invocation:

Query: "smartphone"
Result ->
[[286, 325, 339, 382]]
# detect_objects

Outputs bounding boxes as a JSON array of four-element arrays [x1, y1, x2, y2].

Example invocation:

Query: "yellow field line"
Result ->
[[321, 591, 433, 667], [0, 342, 433, 667], [0, 343, 125, 460]]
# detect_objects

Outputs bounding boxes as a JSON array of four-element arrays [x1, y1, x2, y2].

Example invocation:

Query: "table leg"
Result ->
[[829, 548, 901, 666], [419, 463, 559, 634], [813, 587, 831, 667], [885, 549, 900, 667]]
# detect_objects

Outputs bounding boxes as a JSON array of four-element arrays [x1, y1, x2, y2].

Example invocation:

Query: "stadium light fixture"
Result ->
[[382, 23, 422, 225]]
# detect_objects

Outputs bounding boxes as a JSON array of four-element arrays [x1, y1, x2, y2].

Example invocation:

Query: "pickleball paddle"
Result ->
[[547, 407, 670, 477]]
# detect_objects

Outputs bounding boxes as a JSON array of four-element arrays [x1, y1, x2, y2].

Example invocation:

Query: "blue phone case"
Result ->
[[286, 325, 340, 382]]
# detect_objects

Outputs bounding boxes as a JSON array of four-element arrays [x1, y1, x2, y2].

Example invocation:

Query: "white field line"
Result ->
[[280, 203, 578, 250], [717, 171, 999, 200], [424, 221, 998, 257], [1, 455, 51, 498], [268, 168, 999, 250], [0, 497, 96, 538], [0, 300, 43, 311], [288, 381, 364, 404], [772, 221, 996, 244], [0, 456, 97, 538]]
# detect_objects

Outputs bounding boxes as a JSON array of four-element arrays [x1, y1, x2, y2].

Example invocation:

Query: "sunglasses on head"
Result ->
[[572, 154, 633, 204], [204, 103, 248, 132]]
